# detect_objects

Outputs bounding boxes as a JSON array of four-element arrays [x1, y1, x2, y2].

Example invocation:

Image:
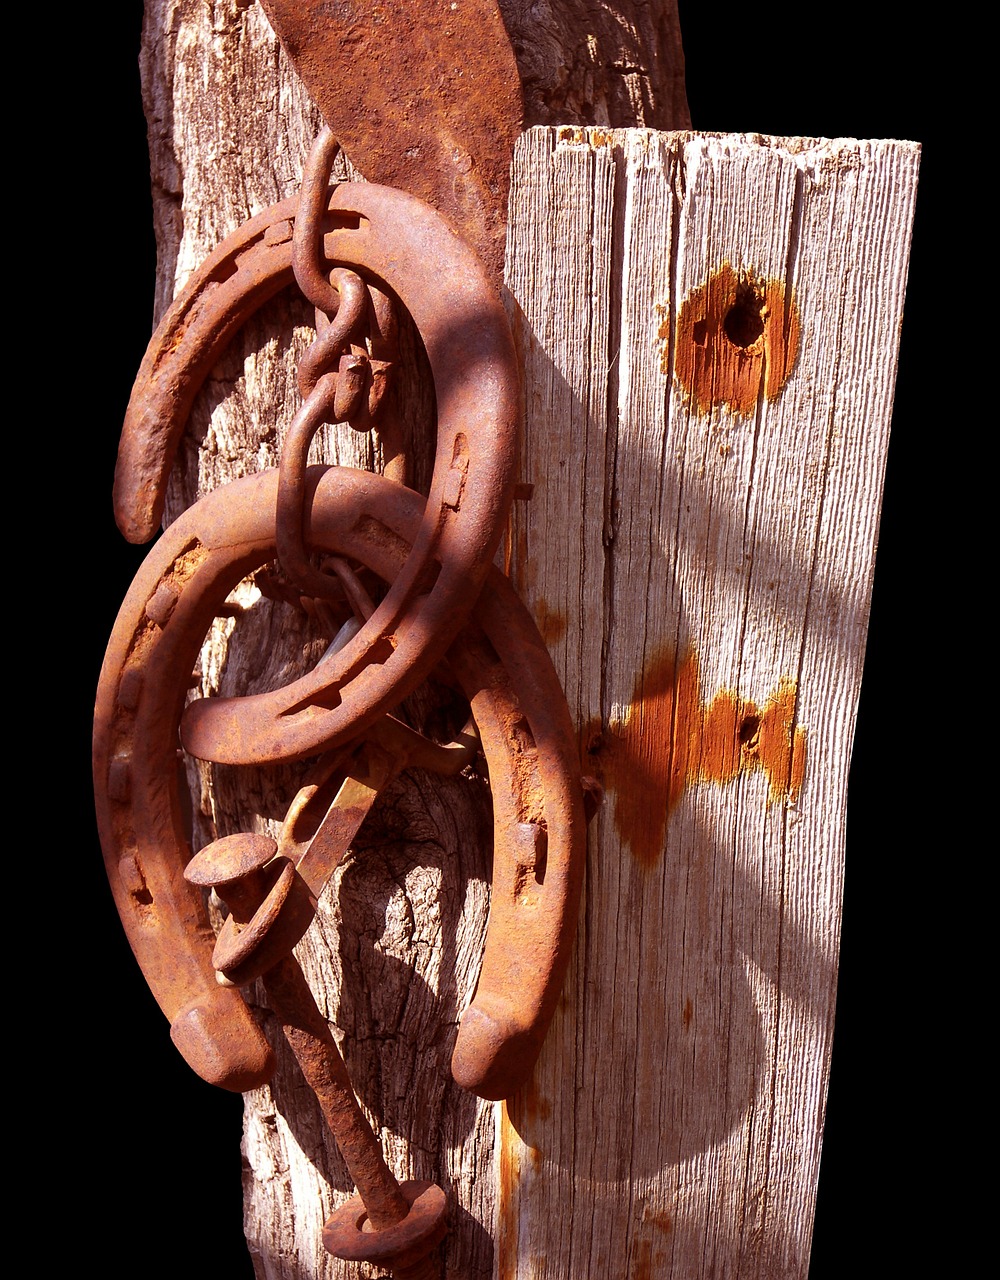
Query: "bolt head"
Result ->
[[184, 833, 278, 888]]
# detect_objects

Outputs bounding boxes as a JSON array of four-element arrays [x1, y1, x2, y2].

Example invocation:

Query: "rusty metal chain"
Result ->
[[291, 125, 349, 317], [276, 129, 398, 606], [275, 264, 373, 602], [114, 177, 521, 768]]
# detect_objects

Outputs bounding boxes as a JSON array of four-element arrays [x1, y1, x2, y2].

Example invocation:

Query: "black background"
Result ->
[[58, 6, 950, 1277]]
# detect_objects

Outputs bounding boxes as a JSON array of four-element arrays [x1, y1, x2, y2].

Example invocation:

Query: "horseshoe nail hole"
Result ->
[[738, 713, 761, 747], [206, 258, 238, 286], [328, 211, 365, 232], [723, 286, 765, 349]]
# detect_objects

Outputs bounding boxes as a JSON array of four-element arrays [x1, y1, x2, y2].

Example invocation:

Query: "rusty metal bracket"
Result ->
[[94, 465, 586, 1099], [115, 180, 521, 765], [257, 0, 523, 279]]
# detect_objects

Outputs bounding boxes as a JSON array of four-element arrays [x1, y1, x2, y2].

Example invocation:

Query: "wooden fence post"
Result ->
[[497, 124, 918, 1279]]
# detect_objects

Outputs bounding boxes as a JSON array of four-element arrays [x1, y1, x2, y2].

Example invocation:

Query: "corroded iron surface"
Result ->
[[258, 0, 523, 279], [115, 180, 521, 765], [100, 18, 582, 1256], [94, 466, 587, 1101]]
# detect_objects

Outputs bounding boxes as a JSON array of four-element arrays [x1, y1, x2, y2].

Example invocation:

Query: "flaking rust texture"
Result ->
[[585, 648, 806, 867], [257, 0, 523, 281], [117, 180, 521, 769], [667, 262, 800, 417], [96, 466, 589, 1099]]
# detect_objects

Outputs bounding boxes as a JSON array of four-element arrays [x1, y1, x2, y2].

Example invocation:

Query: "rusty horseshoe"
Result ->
[[114, 181, 520, 767], [94, 465, 586, 1101]]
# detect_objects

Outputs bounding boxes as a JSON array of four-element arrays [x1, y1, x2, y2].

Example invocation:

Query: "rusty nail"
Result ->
[[184, 837, 447, 1276], [334, 352, 370, 424]]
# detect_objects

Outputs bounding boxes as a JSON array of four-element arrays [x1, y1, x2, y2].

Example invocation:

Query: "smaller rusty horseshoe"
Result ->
[[114, 182, 520, 766], [94, 467, 585, 1100]]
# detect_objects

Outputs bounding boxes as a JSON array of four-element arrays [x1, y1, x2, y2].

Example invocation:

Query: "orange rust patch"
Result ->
[[533, 599, 567, 646], [632, 1240, 653, 1280], [496, 1103, 520, 1280], [584, 647, 807, 866], [503, 510, 532, 589], [522, 1083, 553, 1124], [664, 263, 800, 416]]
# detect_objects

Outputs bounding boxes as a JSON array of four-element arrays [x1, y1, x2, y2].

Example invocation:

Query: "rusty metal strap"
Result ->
[[258, 0, 523, 279]]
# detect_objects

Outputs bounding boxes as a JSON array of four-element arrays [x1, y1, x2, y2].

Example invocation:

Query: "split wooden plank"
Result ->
[[501, 126, 919, 1280]]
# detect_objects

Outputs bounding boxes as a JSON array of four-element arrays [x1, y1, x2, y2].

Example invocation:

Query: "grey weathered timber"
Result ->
[[140, 5, 494, 1277], [499, 125, 918, 1279]]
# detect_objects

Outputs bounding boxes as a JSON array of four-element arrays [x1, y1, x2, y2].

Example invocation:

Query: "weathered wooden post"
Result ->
[[498, 125, 918, 1278], [89, 4, 922, 1276]]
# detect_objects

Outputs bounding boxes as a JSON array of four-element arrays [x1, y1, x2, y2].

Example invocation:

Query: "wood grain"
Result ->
[[501, 125, 918, 1280], [140, 6, 491, 1278]]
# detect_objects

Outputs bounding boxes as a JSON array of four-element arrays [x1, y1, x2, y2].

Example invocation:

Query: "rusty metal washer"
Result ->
[[324, 1181, 448, 1277]]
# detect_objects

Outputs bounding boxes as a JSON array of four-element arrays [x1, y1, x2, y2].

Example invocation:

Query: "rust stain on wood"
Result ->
[[665, 263, 800, 416], [584, 648, 806, 865], [522, 1082, 553, 1124], [632, 1240, 653, 1280], [643, 1207, 673, 1234], [533, 599, 567, 646], [496, 1102, 520, 1280]]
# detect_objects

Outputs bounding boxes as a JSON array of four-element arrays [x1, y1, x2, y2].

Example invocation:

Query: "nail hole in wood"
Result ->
[[723, 284, 765, 349]]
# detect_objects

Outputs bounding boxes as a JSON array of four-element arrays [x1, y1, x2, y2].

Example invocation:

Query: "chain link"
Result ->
[[278, 129, 399, 604]]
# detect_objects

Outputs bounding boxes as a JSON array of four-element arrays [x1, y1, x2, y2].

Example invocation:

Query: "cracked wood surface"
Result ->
[[499, 126, 918, 1279], [140, 5, 492, 1278], [134, 5, 686, 1277]]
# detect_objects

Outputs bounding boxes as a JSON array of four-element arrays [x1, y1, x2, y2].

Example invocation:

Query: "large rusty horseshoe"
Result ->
[[94, 466, 585, 1101], [115, 183, 520, 766]]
